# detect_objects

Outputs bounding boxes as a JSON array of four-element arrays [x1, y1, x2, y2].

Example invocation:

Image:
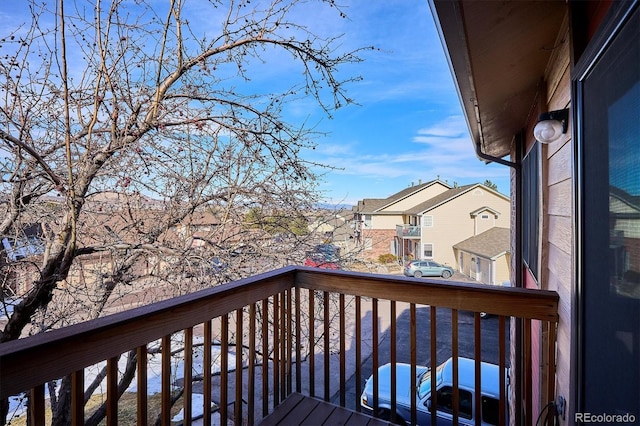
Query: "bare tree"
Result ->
[[0, 0, 371, 423]]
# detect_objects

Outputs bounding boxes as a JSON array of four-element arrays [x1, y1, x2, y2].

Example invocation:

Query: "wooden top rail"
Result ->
[[0, 268, 296, 398], [294, 267, 559, 322]]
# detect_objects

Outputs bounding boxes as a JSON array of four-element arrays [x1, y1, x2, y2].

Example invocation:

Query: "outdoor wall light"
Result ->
[[533, 108, 569, 144]]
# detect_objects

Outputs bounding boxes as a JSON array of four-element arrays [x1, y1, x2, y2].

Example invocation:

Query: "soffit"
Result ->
[[430, 0, 566, 158]]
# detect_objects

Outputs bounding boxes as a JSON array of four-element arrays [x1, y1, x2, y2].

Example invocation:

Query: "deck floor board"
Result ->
[[259, 393, 392, 426]]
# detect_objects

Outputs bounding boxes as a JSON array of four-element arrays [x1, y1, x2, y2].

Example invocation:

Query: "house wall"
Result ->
[[378, 182, 449, 212], [420, 188, 510, 267], [495, 253, 511, 285], [540, 15, 573, 421], [457, 251, 510, 285], [371, 214, 403, 230], [361, 228, 397, 261], [474, 210, 497, 235]]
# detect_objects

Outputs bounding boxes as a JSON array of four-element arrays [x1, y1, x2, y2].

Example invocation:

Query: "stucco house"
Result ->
[[429, 0, 639, 422], [353, 180, 510, 268]]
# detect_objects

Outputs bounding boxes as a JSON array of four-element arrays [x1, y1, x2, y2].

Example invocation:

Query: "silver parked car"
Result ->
[[361, 357, 507, 425], [404, 260, 454, 279]]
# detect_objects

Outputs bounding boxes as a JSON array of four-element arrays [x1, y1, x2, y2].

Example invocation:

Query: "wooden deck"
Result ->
[[259, 393, 393, 426]]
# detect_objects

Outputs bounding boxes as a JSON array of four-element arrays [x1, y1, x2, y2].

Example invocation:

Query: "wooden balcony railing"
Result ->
[[0, 266, 558, 425]]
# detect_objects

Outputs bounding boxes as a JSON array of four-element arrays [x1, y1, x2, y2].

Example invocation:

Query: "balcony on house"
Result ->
[[0, 267, 558, 425], [396, 224, 421, 239]]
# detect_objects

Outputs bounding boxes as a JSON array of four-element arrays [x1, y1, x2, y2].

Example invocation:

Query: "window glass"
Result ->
[[522, 143, 540, 280], [424, 215, 434, 227], [430, 386, 472, 419], [580, 5, 639, 417], [423, 243, 433, 258], [481, 396, 499, 425]]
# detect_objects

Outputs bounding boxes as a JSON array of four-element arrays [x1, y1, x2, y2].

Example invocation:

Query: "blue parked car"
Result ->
[[404, 260, 454, 279]]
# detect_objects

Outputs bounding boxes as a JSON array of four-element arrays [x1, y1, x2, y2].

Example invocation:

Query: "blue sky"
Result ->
[[291, 1, 511, 205], [0, 1, 511, 205]]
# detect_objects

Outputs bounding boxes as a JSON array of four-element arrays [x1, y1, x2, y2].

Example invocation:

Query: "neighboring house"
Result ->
[[353, 180, 510, 269], [353, 179, 450, 257], [307, 211, 355, 254], [0, 223, 46, 297], [453, 227, 510, 285], [430, 0, 639, 423], [1, 223, 46, 262]]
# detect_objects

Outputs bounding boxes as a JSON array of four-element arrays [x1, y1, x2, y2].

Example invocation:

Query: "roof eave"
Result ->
[[428, 0, 567, 159]]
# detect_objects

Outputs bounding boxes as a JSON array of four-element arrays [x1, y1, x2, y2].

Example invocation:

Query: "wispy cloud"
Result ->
[[310, 112, 509, 204]]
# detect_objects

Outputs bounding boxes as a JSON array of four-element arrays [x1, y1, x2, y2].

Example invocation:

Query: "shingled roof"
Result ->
[[405, 184, 476, 215], [453, 227, 510, 259], [354, 179, 446, 213]]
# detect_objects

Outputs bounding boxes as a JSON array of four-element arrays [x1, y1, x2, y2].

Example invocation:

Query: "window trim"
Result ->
[[422, 243, 434, 259]]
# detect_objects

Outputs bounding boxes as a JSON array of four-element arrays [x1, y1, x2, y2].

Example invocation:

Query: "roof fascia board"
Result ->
[[428, 0, 483, 156]]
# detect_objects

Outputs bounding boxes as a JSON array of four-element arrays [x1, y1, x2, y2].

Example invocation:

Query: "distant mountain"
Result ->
[[314, 203, 353, 211]]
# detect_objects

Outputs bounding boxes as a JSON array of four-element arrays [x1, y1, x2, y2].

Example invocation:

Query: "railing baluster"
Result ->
[[287, 289, 293, 397], [272, 294, 280, 407], [295, 287, 302, 394], [430, 306, 437, 426], [309, 289, 315, 398], [390, 300, 397, 423], [499, 316, 507, 426], [355, 295, 362, 413], [339, 293, 346, 407], [474, 312, 482, 426], [524, 318, 532, 426], [546, 320, 557, 418], [281, 290, 287, 402], [452, 309, 459, 424], [221, 314, 229, 424], [71, 369, 84, 425], [161, 336, 171, 426], [410, 303, 417, 425], [323, 291, 330, 402], [137, 345, 148, 426], [248, 303, 256, 426], [261, 298, 269, 417], [372, 298, 379, 417], [203, 320, 212, 426], [107, 355, 119, 425], [29, 384, 45, 426], [184, 327, 193, 426], [235, 309, 243, 423]]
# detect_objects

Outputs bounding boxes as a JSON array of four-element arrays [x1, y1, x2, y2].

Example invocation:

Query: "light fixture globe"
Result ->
[[533, 108, 569, 144], [533, 119, 564, 144]]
